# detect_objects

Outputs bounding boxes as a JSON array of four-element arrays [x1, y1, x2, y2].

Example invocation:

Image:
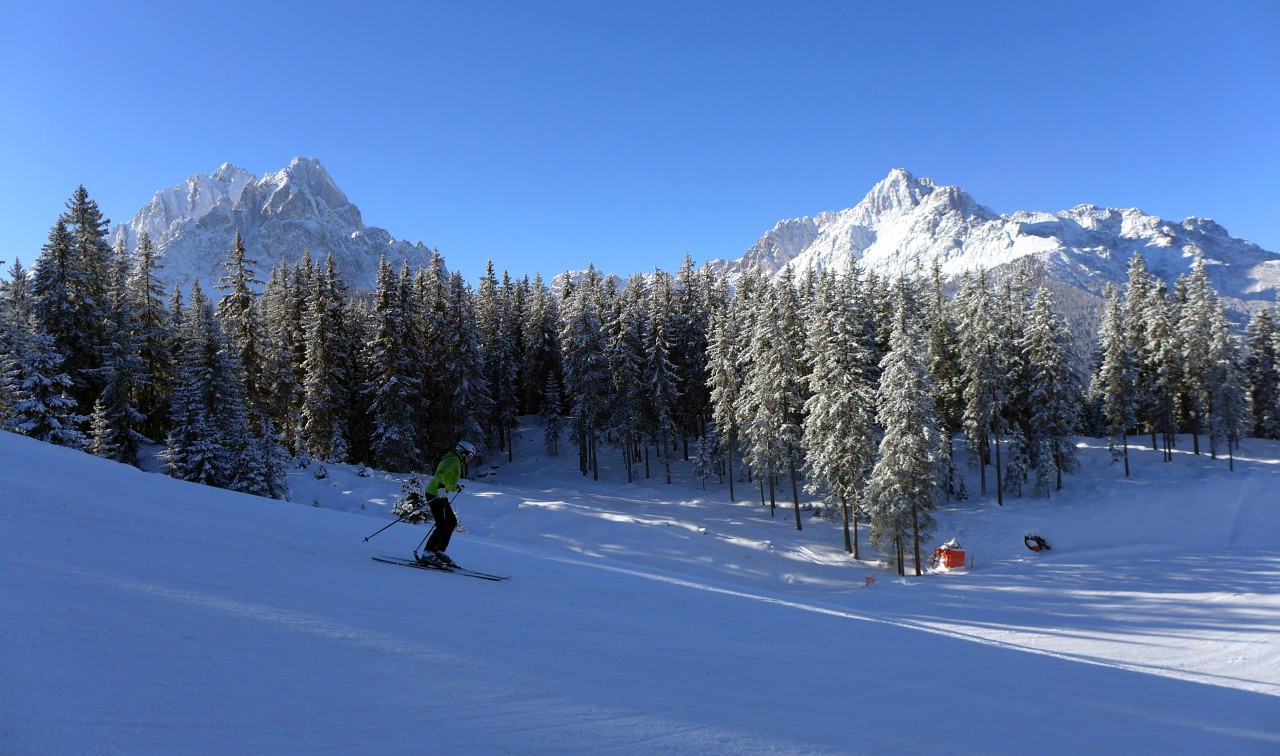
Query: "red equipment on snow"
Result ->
[[1024, 533, 1051, 552], [930, 538, 969, 569]]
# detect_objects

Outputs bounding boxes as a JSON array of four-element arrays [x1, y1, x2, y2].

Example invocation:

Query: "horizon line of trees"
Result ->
[[2, 187, 1276, 574]]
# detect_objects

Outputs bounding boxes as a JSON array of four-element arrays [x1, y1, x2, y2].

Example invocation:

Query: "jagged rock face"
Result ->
[[110, 157, 434, 296], [710, 168, 1280, 309]]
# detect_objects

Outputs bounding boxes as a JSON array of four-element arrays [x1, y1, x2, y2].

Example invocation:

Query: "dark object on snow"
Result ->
[[372, 556, 509, 581], [1025, 534, 1051, 552]]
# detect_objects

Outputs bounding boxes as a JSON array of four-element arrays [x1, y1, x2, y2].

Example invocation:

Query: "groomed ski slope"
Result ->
[[2, 424, 1278, 754]]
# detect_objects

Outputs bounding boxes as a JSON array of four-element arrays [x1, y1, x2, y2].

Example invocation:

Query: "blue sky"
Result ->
[[1, 0, 1277, 284]]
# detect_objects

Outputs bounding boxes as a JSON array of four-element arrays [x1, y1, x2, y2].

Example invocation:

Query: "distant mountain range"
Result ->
[[110, 158, 434, 296], [710, 168, 1279, 310], [112, 159, 1279, 326]]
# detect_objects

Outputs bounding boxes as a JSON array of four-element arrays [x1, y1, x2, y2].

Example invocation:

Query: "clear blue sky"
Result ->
[[1, 0, 1277, 284]]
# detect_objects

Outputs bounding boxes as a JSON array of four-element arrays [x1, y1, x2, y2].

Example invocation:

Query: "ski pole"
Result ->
[[363, 516, 406, 542], [415, 524, 435, 556]]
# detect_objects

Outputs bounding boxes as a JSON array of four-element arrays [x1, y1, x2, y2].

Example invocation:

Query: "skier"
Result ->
[[416, 440, 477, 568]]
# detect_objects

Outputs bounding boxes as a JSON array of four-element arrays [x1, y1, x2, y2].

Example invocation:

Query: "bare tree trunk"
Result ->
[[726, 442, 735, 502], [789, 462, 802, 531], [841, 496, 852, 553], [911, 502, 922, 576], [994, 426, 1004, 506]]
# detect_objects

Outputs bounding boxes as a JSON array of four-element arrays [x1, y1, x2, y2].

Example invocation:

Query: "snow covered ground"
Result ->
[[2, 423, 1278, 754]]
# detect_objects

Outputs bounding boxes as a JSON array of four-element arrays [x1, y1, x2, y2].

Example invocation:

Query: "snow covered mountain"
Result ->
[[713, 168, 1280, 311], [109, 158, 435, 296], [113, 159, 1279, 322]]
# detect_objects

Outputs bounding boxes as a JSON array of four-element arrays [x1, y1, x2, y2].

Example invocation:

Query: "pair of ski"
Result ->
[[372, 555, 509, 581]]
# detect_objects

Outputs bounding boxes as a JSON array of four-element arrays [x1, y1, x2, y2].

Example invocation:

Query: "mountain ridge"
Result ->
[[110, 157, 435, 296], [112, 161, 1280, 321], [709, 168, 1279, 310]]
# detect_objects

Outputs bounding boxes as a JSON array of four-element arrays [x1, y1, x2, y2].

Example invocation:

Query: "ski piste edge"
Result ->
[[372, 556, 509, 581]]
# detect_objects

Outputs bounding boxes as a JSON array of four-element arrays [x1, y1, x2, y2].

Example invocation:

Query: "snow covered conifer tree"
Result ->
[[956, 270, 1009, 503], [435, 271, 488, 460], [1123, 253, 1161, 450], [127, 231, 173, 443], [164, 282, 232, 486], [519, 273, 560, 416], [0, 260, 29, 421], [216, 230, 269, 426], [1019, 287, 1082, 494], [1245, 306, 1280, 439], [476, 262, 518, 457], [301, 255, 353, 463], [363, 257, 425, 472], [88, 238, 146, 465], [1176, 253, 1217, 455], [540, 371, 564, 456], [692, 430, 718, 490], [1207, 303, 1248, 469], [1139, 281, 1181, 462], [602, 277, 646, 481], [864, 286, 945, 576], [1091, 284, 1137, 477], [258, 260, 307, 457], [736, 268, 806, 529], [644, 269, 683, 484], [706, 272, 742, 501], [670, 254, 711, 455], [925, 261, 964, 498], [5, 328, 86, 448], [59, 186, 115, 410], [558, 266, 609, 479], [802, 264, 877, 556]]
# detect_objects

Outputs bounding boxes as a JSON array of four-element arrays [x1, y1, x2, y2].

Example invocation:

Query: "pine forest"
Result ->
[[3, 187, 1276, 575]]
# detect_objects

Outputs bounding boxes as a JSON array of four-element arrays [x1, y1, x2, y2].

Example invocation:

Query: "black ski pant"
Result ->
[[424, 496, 457, 553]]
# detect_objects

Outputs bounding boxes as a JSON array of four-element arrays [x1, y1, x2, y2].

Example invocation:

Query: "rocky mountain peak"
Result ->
[[111, 158, 432, 297]]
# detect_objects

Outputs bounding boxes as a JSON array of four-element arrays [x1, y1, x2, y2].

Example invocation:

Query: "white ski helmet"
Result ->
[[455, 440, 477, 456]]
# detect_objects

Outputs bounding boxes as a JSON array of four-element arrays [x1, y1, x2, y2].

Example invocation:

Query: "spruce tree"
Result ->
[[736, 268, 806, 528], [216, 230, 269, 425], [164, 282, 232, 485], [644, 269, 682, 484], [671, 254, 711, 455], [1177, 253, 1216, 454], [88, 239, 146, 465], [558, 267, 609, 479], [5, 328, 86, 448], [956, 270, 1009, 502], [476, 261, 517, 456], [1091, 284, 1136, 477], [301, 255, 352, 463], [802, 266, 878, 555], [128, 232, 173, 443], [519, 273, 560, 416], [364, 257, 425, 472], [61, 186, 115, 410], [258, 260, 309, 457], [1020, 287, 1082, 494], [925, 261, 964, 498], [540, 371, 564, 456], [865, 287, 945, 576], [1207, 303, 1248, 469], [1245, 306, 1280, 439], [602, 276, 646, 482], [435, 271, 488, 460], [705, 272, 742, 501]]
